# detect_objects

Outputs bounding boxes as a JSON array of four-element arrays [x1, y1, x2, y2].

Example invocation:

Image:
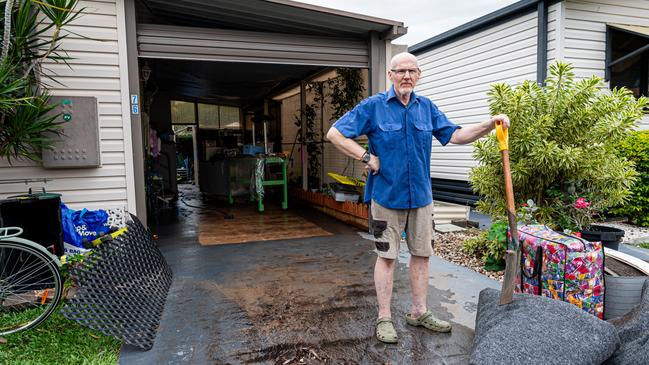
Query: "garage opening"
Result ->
[[139, 55, 373, 244], [131, 1, 404, 242]]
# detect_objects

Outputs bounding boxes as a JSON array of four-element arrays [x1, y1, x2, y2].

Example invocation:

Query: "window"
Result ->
[[198, 103, 219, 129], [607, 25, 649, 98], [219, 105, 240, 129], [170, 100, 195, 125], [198, 103, 240, 130], [171, 101, 241, 130]]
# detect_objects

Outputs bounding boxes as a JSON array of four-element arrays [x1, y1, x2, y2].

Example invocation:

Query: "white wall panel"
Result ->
[[416, 12, 539, 181], [564, 0, 649, 130], [0, 1, 130, 209]]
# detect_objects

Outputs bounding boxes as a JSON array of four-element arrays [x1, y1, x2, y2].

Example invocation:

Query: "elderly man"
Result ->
[[326, 52, 509, 343]]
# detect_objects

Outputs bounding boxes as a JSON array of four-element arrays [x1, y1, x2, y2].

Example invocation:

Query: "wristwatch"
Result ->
[[361, 151, 371, 164]]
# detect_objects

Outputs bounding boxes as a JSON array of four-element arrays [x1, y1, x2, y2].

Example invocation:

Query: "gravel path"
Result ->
[[596, 222, 649, 245]]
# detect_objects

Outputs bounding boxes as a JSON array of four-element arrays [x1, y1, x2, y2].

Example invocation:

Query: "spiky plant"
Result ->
[[0, 0, 82, 163], [470, 61, 647, 229]]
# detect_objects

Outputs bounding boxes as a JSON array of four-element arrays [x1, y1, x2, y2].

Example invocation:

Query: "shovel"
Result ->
[[495, 120, 521, 305]]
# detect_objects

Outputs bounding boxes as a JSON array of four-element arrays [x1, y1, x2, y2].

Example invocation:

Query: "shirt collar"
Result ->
[[386, 85, 420, 106]]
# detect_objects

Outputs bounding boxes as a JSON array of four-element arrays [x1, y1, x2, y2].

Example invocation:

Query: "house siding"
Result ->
[[0, 0, 132, 211], [564, 0, 649, 130], [416, 11, 539, 181], [547, 2, 565, 64]]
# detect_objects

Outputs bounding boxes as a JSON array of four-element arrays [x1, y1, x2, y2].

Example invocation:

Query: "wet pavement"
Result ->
[[119, 187, 499, 364]]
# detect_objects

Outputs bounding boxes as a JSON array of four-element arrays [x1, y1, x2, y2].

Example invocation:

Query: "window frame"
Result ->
[[605, 25, 649, 98]]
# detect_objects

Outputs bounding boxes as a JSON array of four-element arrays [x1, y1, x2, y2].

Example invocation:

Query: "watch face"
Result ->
[[362, 152, 370, 163]]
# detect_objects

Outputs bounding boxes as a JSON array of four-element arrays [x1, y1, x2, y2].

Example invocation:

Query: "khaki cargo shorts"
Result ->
[[369, 200, 434, 259]]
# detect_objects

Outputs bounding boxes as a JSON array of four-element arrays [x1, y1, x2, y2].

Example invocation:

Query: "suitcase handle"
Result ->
[[520, 245, 543, 280]]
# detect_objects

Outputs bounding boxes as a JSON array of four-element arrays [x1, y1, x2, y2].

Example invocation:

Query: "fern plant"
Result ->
[[470, 61, 647, 229]]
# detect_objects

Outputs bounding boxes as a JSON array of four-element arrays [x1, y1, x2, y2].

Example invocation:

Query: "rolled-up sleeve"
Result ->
[[332, 99, 372, 139], [431, 103, 460, 146]]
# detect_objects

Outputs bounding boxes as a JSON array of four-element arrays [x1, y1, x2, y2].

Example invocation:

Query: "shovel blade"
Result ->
[[499, 250, 519, 305]]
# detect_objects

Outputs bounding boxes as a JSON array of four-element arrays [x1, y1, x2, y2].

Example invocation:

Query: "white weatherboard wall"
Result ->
[[0, 0, 134, 211], [416, 11, 539, 182], [547, 2, 564, 65], [562, 0, 649, 130]]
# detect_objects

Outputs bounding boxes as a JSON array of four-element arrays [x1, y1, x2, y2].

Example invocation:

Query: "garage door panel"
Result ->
[[137, 24, 369, 68], [137, 36, 368, 56], [138, 24, 366, 48]]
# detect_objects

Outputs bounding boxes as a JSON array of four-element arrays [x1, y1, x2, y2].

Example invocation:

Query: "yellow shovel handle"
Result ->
[[495, 120, 509, 151]]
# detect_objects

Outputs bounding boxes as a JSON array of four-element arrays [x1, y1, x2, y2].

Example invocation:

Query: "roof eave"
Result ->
[[409, 0, 562, 54], [267, 0, 407, 40]]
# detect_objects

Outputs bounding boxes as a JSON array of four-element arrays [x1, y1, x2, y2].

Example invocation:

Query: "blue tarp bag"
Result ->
[[61, 203, 110, 248]]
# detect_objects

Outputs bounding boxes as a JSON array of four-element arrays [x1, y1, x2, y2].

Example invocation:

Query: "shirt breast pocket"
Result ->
[[413, 118, 433, 147], [413, 118, 433, 132], [377, 119, 402, 147], [378, 120, 403, 132]]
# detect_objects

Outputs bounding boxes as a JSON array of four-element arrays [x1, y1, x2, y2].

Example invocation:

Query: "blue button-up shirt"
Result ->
[[333, 86, 460, 209]]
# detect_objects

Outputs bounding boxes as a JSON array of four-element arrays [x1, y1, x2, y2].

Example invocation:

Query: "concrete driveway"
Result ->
[[119, 194, 498, 364]]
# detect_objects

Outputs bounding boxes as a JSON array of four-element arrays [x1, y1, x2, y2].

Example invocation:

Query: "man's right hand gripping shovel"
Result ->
[[496, 120, 521, 305]]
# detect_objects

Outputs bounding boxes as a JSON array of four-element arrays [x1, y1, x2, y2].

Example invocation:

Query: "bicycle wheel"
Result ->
[[0, 241, 63, 336]]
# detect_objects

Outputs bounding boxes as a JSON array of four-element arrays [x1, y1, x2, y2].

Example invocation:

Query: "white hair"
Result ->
[[389, 52, 419, 69]]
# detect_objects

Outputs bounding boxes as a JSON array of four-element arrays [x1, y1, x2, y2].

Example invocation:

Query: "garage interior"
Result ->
[[130, 0, 405, 241]]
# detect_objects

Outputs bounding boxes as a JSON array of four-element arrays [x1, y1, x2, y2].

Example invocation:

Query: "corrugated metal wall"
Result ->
[[563, 0, 649, 130], [137, 24, 370, 68], [0, 0, 130, 211], [415, 11, 539, 182]]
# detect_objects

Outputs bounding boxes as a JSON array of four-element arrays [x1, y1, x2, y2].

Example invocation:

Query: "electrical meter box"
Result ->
[[42, 96, 101, 168]]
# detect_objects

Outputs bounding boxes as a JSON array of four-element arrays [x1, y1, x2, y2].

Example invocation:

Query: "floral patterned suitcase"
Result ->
[[514, 225, 605, 319]]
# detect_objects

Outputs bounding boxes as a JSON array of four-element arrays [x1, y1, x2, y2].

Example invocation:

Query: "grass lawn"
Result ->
[[0, 306, 121, 365]]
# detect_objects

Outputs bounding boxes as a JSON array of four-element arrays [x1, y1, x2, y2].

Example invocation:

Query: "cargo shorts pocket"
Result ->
[[370, 218, 389, 252]]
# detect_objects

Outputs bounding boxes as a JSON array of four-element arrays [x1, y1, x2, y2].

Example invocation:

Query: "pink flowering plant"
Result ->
[[547, 190, 602, 232], [569, 197, 596, 231]]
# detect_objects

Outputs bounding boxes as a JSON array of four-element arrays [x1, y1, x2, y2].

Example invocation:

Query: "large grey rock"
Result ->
[[470, 288, 620, 365], [605, 279, 649, 365]]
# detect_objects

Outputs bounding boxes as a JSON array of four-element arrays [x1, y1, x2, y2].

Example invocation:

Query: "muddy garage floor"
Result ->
[[119, 188, 499, 364]]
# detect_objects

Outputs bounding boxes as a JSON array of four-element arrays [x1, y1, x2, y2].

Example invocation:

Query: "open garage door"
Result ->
[[137, 24, 369, 68]]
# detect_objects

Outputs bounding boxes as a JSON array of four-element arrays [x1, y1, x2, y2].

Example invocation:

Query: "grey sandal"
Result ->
[[375, 317, 398, 343], [405, 310, 451, 333]]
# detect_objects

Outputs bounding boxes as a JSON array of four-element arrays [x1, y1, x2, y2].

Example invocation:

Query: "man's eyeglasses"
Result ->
[[390, 68, 420, 77]]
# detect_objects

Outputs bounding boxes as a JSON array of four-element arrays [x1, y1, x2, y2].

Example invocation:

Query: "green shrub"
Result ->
[[461, 220, 508, 271], [470, 62, 646, 230], [611, 131, 649, 226], [462, 235, 486, 256]]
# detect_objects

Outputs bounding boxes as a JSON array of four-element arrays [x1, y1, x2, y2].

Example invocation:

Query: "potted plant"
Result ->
[[470, 62, 646, 244]]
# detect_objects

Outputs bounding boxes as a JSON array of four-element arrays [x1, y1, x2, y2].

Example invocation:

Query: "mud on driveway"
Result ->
[[120, 198, 476, 365]]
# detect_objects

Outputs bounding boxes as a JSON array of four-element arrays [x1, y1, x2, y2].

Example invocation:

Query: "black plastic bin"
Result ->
[[0, 192, 63, 256], [581, 225, 625, 250]]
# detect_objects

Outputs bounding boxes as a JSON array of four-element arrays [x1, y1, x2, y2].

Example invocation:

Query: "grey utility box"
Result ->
[[43, 96, 101, 168]]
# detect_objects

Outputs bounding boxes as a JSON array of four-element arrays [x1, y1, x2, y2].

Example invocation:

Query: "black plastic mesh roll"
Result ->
[[62, 214, 173, 350]]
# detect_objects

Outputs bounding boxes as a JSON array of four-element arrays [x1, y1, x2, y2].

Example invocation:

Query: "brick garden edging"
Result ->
[[290, 188, 368, 229]]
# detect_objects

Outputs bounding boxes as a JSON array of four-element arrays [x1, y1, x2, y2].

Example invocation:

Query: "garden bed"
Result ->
[[433, 230, 505, 282]]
